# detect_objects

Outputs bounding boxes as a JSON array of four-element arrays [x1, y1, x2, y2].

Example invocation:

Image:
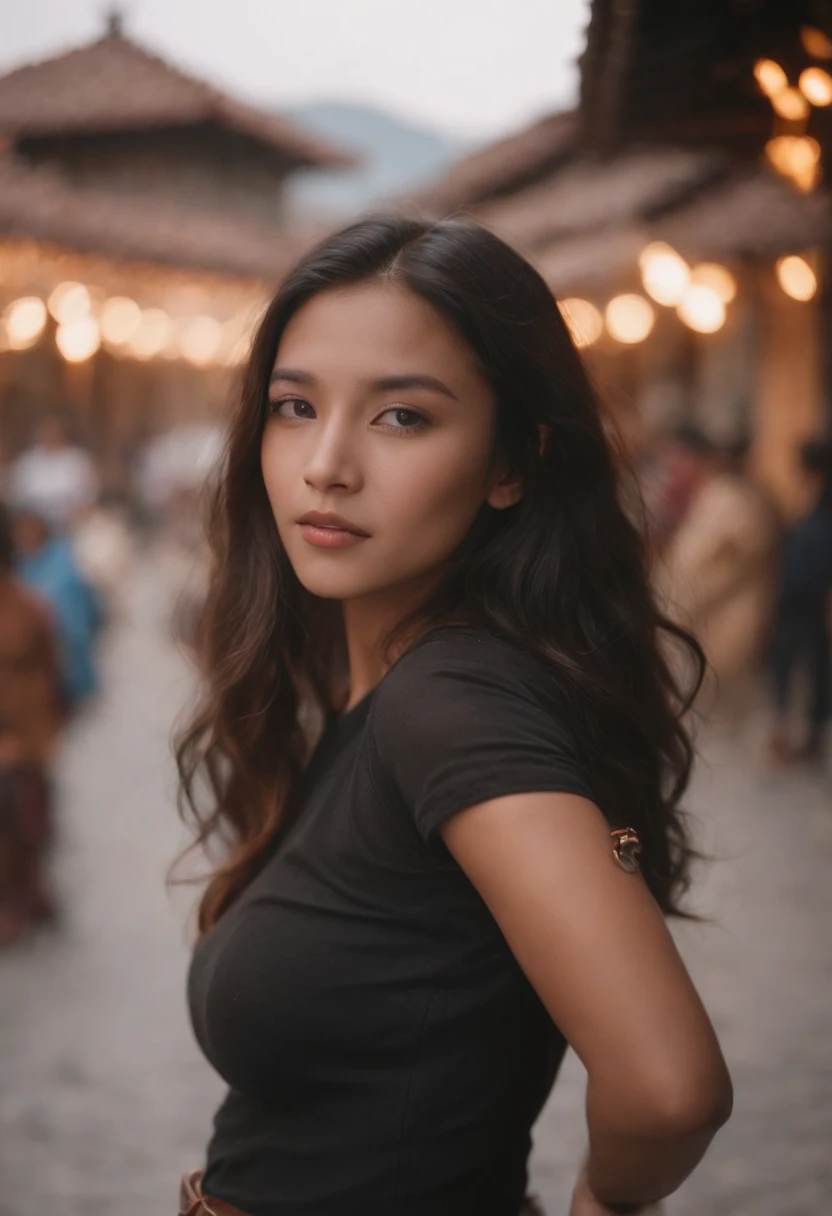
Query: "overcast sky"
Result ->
[[0, 0, 589, 139]]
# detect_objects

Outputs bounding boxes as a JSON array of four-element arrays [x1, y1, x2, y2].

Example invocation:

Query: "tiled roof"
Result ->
[[0, 30, 355, 169], [520, 165, 832, 294], [410, 111, 577, 215], [0, 155, 315, 281], [475, 146, 725, 253]]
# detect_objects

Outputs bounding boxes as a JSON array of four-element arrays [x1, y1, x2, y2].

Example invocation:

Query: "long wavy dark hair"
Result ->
[[175, 214, 704, 936]]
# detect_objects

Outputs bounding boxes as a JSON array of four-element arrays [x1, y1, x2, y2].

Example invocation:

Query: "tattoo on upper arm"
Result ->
[[610, 827, 642, 874]]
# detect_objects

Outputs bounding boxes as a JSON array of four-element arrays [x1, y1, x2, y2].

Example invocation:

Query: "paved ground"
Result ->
[[0, 558, 830, 1216]]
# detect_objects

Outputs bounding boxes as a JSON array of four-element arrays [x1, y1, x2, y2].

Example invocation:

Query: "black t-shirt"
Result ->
[[187, 626, 596, 1216]]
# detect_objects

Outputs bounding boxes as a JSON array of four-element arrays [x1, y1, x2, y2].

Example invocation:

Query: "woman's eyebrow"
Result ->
[[369, 374, 459, 401], [270, 368, 315, 386]]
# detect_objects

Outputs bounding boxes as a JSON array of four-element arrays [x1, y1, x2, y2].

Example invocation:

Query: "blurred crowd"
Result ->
[[0, 413, 216, 946], [0, 411, 830, 948]]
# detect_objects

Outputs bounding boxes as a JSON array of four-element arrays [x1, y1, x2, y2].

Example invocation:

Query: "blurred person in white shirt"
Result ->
[[10, 415, 98, 531]]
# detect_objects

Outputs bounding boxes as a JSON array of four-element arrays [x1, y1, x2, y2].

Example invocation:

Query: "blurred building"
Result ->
[[416, 0, 832, 516], [0, 15, 355, 490]]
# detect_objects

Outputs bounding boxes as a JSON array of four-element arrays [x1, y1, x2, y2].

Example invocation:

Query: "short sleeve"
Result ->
[[370, 630, 596, 847]]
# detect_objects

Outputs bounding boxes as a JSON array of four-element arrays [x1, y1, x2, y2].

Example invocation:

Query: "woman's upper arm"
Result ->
[[439, 789, 731, 1131]]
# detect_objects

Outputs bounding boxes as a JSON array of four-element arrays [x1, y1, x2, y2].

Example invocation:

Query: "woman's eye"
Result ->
[[376, 407, 428, 432], [270, 397, 315, 419]]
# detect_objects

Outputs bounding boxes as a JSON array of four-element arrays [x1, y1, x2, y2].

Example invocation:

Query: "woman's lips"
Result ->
[[298, 522, 369, 549]]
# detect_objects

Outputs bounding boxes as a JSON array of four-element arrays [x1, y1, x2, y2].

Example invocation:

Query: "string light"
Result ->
[[766, 135, 821, 192], [689, 264, 736, 304], [178, 315, 223, 366], [559, 298, 603, 347], [776, 255, 817, 301], [770, 88, 810, 121], [638, 242, 690, 305], [48, 281, 91, 326], [56, 317, 101, 362], [799, 67, 832, 107], [3, 296, 47, 349], [753, 59, 788, 97], [677, 285, 726, 333], [100, 296, 142, 345], [127, 308, 173, 360], [605, 295, 655, 344], [800, 26, 832, 59]]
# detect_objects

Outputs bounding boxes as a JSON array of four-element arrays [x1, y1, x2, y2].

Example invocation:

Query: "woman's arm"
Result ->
[[439, 791, 733, 1213]]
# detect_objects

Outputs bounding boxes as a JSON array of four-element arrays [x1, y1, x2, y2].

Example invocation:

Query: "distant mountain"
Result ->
[[282, 101, 471, 220]]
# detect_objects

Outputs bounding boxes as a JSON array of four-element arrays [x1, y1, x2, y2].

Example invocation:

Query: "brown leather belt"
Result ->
[[179, 1169, 548, 1215], [179, 1171, 249, 1216]]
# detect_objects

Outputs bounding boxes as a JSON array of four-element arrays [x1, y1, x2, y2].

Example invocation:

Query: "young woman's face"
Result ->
[[261, 282, 520, 604]]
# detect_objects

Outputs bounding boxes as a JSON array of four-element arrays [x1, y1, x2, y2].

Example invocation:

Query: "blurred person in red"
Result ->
[[768, 437, 832, 765], [9, 413, 99, 532], [0, 504, 64, 946], [641, 424, 712, 554], [656, 430, 780, 713]]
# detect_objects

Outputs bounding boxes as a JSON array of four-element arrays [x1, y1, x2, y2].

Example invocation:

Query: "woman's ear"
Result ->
[[486, 461, 524, 510], [538, 423, 553, 457]]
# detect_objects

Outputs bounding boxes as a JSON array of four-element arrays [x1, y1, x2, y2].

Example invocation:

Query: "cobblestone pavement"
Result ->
[[0, 559, 830, 1216]]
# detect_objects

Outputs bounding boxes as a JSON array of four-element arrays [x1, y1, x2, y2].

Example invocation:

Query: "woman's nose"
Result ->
[[302, 425, 362, 493]]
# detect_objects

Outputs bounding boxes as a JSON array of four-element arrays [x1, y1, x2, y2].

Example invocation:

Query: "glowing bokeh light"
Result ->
[[56, 317, 101, 363], [677, 285, 726, 334], [48, 281, 91, 326], [800, 26, 832, 59], [605, 294, 655, 344], [766, 135, 821, 192], [100, 296, 142, 345], [776, 255, 817, 301], [799, 67, 832, 106], [179, 315, 223, 366], [689, 264, 737, 304], [638, 242, 690, 305], [559, 298, 603, 348], [770, 87, 810, 120], [753, 59, 788, 97], [3, 296, 47, 349], [127, 308, 173, 360]]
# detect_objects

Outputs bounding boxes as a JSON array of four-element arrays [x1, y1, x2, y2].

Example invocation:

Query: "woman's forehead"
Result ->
[[274, 283, 480, 382]]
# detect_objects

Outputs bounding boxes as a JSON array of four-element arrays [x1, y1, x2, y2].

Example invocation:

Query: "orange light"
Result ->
[[605, 295, 655, 344], [48, 281, 91, 326], [559, 298, 603, 347], [3, 296, 47, 349], [100, 296, 141, 345], [766, 136, 821, 192], [677, 285, 726, 334], [776, 255, 817, 301], [56, 317, 101, 362], [754, 58, 788, 97], [800, 26, 832, 59], [690, 264, 737, 304], [638, 242, 690, 305], [799, 67, 832, 106], [771, 87, 810, 120]]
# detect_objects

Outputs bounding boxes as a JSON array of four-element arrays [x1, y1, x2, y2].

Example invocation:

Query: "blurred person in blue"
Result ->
[[9, 413, 98, 532], [12, 508, 102, 708], [768, 437, 832, 765]]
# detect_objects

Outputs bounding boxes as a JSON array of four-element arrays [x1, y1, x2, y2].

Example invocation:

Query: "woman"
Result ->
[[0, 505, 64, 945], [178, 217, 732, 1216]]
